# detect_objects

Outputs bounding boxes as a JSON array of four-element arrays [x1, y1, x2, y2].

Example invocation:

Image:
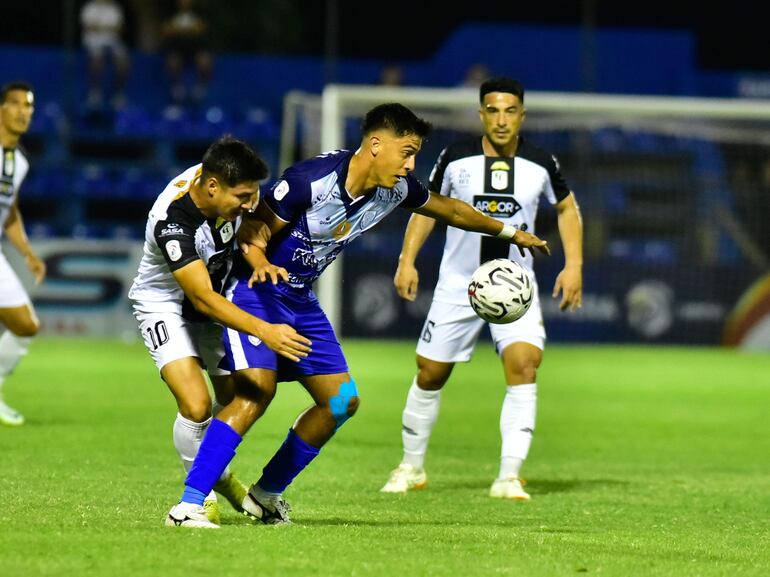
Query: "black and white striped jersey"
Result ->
[[128, 164, 241, 320], [428, 136, 571, 305], [0, 145, 29, 238]]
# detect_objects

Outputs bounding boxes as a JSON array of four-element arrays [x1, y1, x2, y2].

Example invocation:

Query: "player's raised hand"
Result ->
[[258, 323, 312, 362], [247, 264, 289, 287], [552, 265, 582, 311], [394, 262, 419, 301], [512, 230, 550, 257]]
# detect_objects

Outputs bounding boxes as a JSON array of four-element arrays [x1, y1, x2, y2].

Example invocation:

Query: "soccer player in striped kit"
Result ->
[[0, 82, 45, 426], [381, 78, 583, 500]]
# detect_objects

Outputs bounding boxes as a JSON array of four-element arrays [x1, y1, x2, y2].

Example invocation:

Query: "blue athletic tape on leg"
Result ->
[[181, 486, 208, 506], [184, 419, 242, 496], [329, 379, 358, 429], [258, 428, 320, 494]]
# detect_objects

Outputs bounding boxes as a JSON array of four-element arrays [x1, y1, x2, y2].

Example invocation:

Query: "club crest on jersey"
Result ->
[[165, 240, 182, 261], [490, 160, 510, 191], [219, 221, 234, 243], [273, 180, 289, 201], [3, 150, 15, 176], [333, 220, 351, 240], [473, 194, 522, 218]]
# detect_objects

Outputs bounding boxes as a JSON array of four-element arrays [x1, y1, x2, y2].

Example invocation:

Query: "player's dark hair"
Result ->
[[1, 81, 34, 104], [479, 77, 525, 104], [361, 103, 432, 138], [201, 135, 269, 186]]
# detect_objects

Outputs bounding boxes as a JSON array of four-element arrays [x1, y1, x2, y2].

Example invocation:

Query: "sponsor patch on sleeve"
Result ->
[[166, 240, 182, 262], [273, 180, 290, 201]]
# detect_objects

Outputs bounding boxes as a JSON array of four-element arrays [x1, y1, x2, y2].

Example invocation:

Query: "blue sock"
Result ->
[[258, 428, 320, 494], [181, 486, 208, 506], [182, 419, 242, 502]]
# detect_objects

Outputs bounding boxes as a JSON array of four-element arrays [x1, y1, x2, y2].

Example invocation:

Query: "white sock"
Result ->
[[498, 383, 537, 479], [172, 413, 231, 493], [401, 378, 441, 469], [0, 332, 33, 396]]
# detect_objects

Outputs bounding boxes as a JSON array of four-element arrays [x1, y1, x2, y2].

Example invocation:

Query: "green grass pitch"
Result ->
[[0, 338, 768, 576]]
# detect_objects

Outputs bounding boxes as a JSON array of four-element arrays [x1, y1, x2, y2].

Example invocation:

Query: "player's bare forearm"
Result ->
[[553, 194, 583, 311], [556, 194, 583, 270], [399, 212, 436, 265], [416, 192, 500, 235], [4, 205, 32, 257], [416, 193, 549, 255], [237, 214, 272, 252], [4, 204, 46, 283], [174, 261, 311, 360], [394, 213, 435, 301]]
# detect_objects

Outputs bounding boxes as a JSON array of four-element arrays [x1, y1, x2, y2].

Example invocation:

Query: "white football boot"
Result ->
[[165, 502, 221, 528], [489, 476, 530, 501], [0, 400, 24, 426], [242, 485, 292, 525], [380, 463, 428, 493]]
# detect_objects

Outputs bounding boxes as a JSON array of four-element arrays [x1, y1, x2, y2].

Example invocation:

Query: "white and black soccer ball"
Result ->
[[468, 259, 533, 324]]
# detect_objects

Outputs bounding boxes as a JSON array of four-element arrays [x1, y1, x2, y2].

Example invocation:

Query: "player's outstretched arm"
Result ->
[[394, 212, 437, 301], [552, 193, 583, 311], [172, 261, 312, 361], [414, 192, 550, 257]]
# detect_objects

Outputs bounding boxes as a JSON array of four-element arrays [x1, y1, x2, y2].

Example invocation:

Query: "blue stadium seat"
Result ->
[[73, 164, 114, 199], [237, 107, 280, 141], [114, 105, 157, 138]]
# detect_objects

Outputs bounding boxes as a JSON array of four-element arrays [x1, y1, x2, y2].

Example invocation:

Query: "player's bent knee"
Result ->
[[179, 400, 213, 423], [510, 365, 538, 384], [328, 379, 359, 430], [416, 358, 452, 390]]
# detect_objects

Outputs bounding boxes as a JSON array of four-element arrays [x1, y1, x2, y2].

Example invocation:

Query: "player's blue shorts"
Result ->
[[221, 278, 349, 382]]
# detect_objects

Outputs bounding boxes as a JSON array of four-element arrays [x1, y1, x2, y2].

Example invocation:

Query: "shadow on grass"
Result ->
[[529, 478, 629, 495], [429, 477, 629, 494]]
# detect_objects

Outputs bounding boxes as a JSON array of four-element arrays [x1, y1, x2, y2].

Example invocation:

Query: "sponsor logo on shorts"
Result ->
[[165, 240, 182, 261], [473, 194, 522, 218], [247, 335, 262, 347]]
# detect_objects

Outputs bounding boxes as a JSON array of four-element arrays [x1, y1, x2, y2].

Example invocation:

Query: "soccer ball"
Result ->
[[468, 259, 533, 324]]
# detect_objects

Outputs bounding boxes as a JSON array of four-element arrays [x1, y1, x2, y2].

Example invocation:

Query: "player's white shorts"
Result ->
[[133, 307, 229, 376], [416, 289, 545, 363], [0, 249, 31, 308]]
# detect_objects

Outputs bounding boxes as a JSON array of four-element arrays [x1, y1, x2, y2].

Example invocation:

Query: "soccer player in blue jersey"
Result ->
[[166, 103, 549, 528]]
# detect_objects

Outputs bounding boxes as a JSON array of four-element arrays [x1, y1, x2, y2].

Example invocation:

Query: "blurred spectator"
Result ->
[[380, 64, 404, 87], [461, 63, 492, 88], [162, 0, 213, 104], [80, 0, 131, 109]]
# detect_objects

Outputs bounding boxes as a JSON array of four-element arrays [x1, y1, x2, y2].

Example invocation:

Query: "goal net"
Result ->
[[281, 85, 770, 346]]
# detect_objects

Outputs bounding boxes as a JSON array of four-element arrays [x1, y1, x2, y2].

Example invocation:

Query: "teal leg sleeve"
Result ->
[[328, 379, 358, 430]]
